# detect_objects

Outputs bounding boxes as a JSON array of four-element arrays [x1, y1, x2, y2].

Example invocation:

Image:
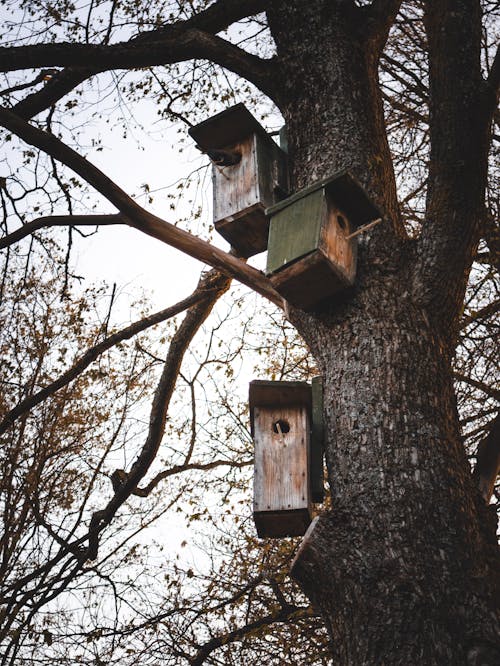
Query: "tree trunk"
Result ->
[[266, 1, 500, 663]]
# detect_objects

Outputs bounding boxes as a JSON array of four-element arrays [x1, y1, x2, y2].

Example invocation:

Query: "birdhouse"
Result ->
[[189, 103, 289, 258], [265, 171, 381, 310], [249, 379, 324, 538]]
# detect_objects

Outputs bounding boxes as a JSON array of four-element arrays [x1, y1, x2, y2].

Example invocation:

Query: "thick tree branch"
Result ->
[[0, 284, 219, 436], [486, 45, 500, 115], [0, 214, 123, 248], [0, 106, 283, 306], [415, 0, 490, 337], [0, 31, 276, 101], [473, 413, 500, 503], [86, 269, 231, 559], [461, 299, 500, 328], [133, 0, 268, 42], [361, 0, 403, 52], [11, 0, 270, 119], [13, 68, 94, 120]]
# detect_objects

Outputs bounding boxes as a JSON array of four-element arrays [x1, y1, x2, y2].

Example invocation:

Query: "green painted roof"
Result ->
[[266, 169, 381, 228]]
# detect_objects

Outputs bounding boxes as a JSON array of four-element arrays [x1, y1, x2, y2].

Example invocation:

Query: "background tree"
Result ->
[[0, 1, 499, 664]]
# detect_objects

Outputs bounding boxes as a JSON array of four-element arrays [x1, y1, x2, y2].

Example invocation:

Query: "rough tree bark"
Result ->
[[265, 1, 500, 664], [0, 0, 498, 663]]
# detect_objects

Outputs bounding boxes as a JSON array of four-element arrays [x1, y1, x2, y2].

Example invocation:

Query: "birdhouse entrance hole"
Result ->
[[272, 419, 290, 435], [336, 213, 347, 231]]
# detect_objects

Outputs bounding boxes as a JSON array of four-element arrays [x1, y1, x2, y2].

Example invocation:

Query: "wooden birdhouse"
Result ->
[[265, 171, 381, 310], [249, 379, 324, 538], [189, 103, 289, 258]]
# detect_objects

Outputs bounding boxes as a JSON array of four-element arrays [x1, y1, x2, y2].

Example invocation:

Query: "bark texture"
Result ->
[[264, 1, 499, 663], [0, 0, 497, 662]]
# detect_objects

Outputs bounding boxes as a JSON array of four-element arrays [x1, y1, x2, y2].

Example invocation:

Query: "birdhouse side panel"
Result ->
[[266, 190, 326, 275], [319, 195, 357, 284], [255, 135, 289, 206], [212, 135, 260, 224], [253, 406, 310, 514]]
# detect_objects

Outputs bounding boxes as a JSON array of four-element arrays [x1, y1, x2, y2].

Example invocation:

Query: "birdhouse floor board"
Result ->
[[270, 249, 354, 310], [254, 509, 312, 538], [214, 203, 269, 257]]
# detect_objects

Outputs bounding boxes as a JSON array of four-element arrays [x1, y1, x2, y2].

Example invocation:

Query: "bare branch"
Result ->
[[461, 299, 500, 328], [190, 605, 315, 666], [0, 283, 220, 436], [86, 269, 231, 559], [0, 31, 276, 101], [453, 372, 500, 403], [129, 458, 252, 497], [0, 69, 58, 96], [0, 106, 283, 306], [0, 214, 123, 249], [11, 0, 270, 119]]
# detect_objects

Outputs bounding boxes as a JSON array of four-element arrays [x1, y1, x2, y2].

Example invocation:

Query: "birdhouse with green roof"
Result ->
[[265, 171, 381, 310], [189, 103, 289, 258]]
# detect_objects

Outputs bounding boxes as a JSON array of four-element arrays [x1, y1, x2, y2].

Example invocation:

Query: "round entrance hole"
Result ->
[[337, 214, 347, 230], [272, 419, 290, 435]]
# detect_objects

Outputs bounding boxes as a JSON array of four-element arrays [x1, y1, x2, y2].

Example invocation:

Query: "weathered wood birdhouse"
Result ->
[[265, 171, 381, 310], [249, 379, 324, 538], [189, 103, 289, 257]]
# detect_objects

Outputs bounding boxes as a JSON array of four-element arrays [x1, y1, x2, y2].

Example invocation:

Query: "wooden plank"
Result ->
[[253, 406, 310, 512], [266, 188, 325, 274], [290, 515, 320, 572], [320, 196, 357, 284], [253, 405, 312, 537], [214, 203, 269, 257], [310, 376, 325, 503], [249, 380, 311, 410], [270, 250, 353, 310], [254, 509, 311, 538], [188, 103, 268, 150], [213, 135, 259, 223]]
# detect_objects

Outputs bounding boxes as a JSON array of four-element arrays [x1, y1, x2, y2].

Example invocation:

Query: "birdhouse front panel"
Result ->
[[212, 132, 286, 257], [253, 405, 311, 537], [249, 380, 312, 538]]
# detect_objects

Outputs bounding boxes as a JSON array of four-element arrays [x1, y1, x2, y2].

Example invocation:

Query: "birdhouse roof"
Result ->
[[249, 380, 311, 410], [189, 103, 271, 150], [266, 170, 381, 228], [249, 380, 311, 437]]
